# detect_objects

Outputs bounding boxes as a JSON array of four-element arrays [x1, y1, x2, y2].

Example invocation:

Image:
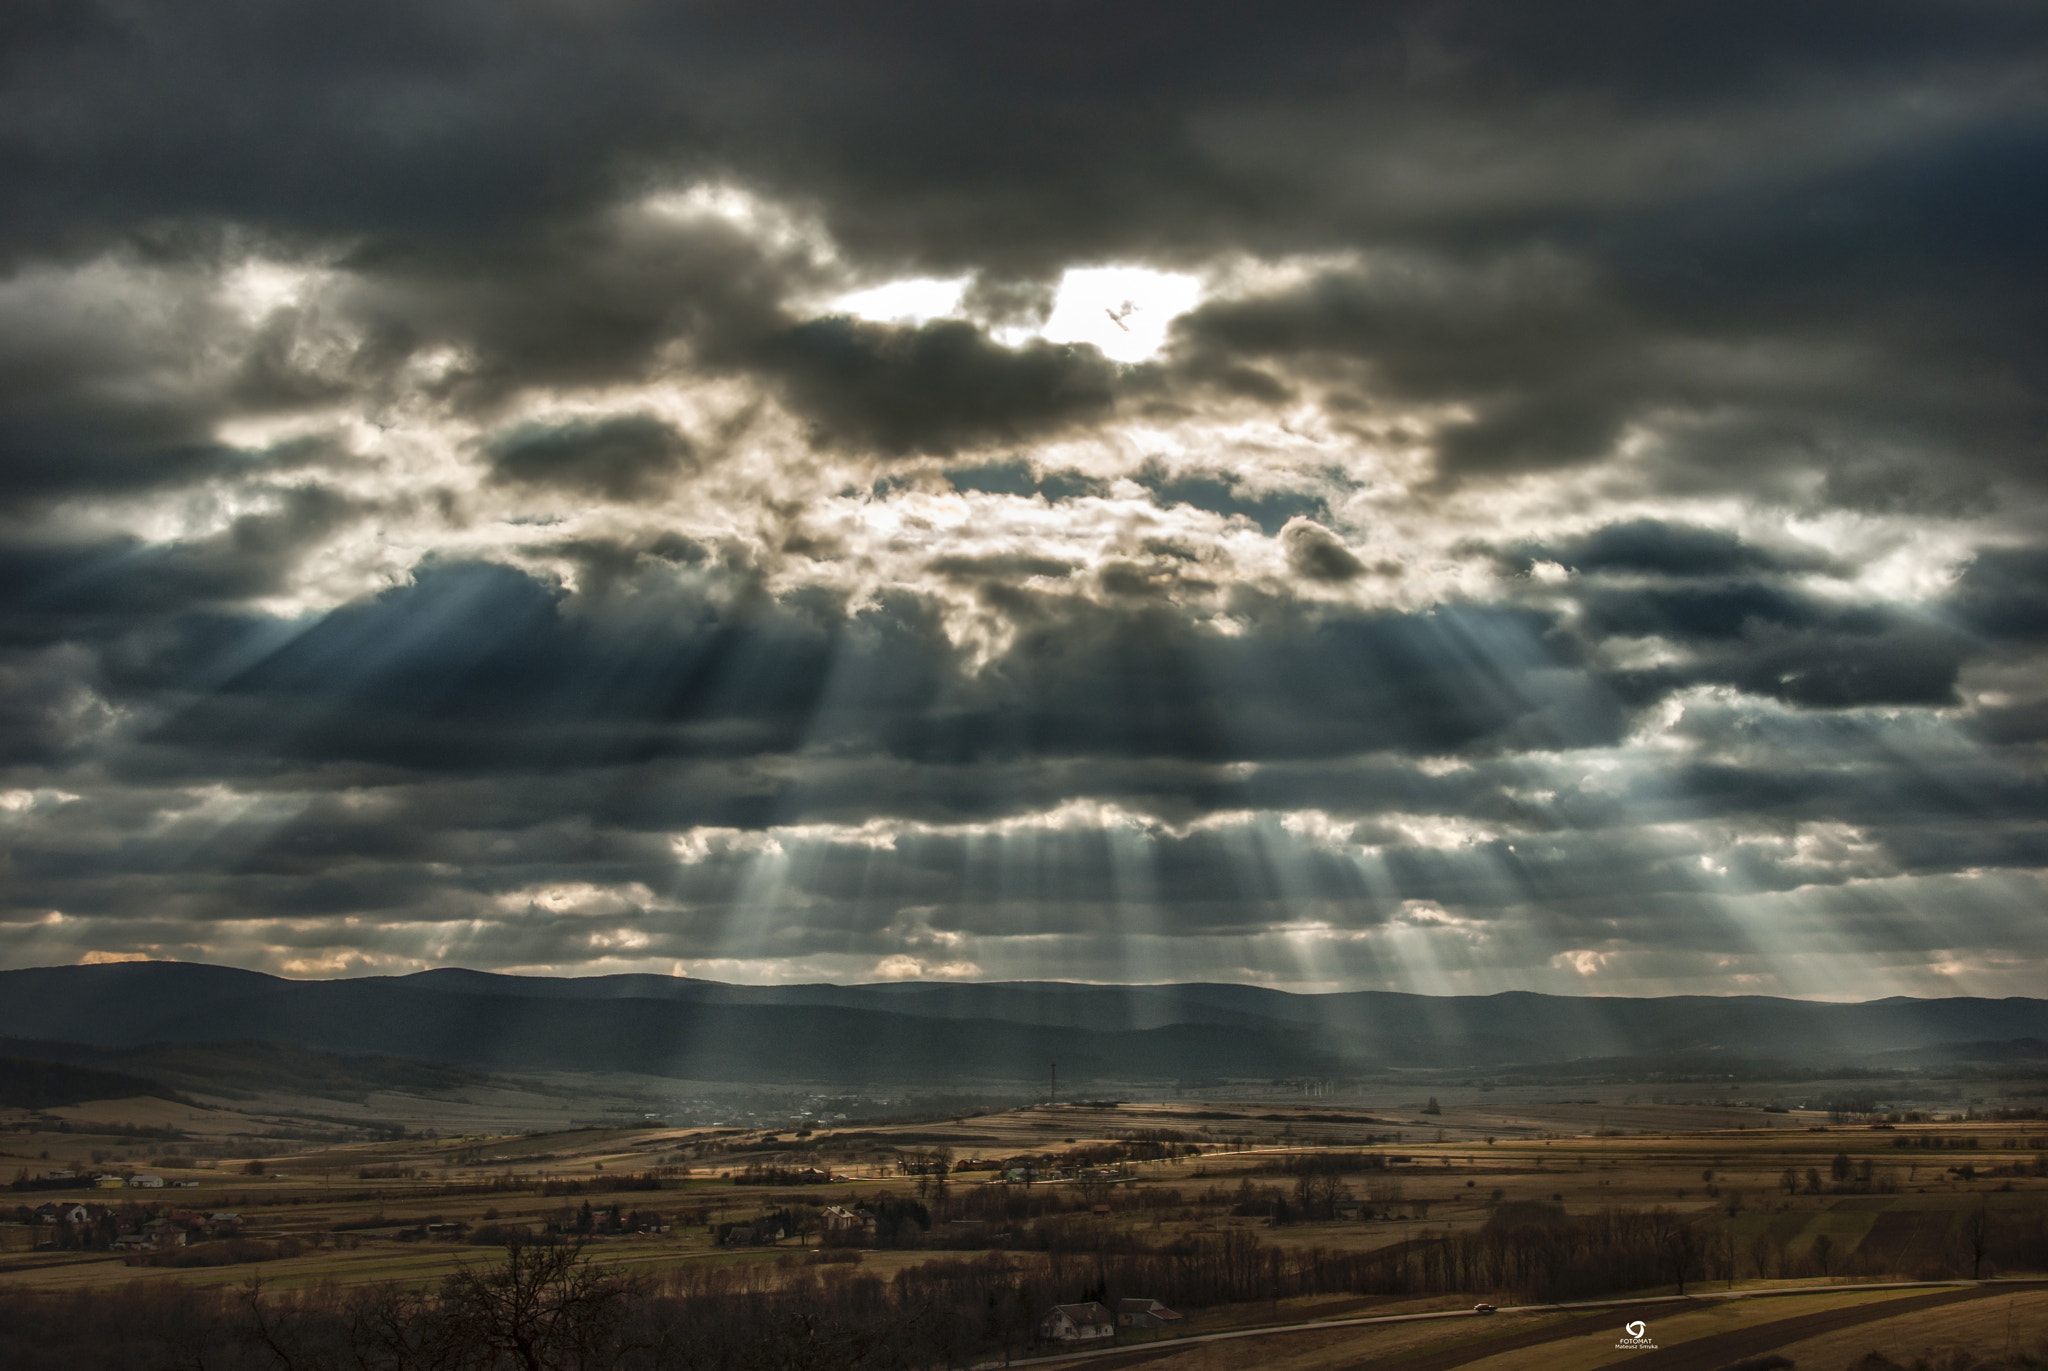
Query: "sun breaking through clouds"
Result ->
[[2, 2, 2046, 996]]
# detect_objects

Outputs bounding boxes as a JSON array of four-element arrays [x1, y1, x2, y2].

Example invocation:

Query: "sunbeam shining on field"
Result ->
[[3, 8, 2048, 1366]]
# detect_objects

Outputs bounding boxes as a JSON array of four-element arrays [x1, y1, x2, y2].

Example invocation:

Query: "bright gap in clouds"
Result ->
[[829, 276, 968, 324], [831, 265, 1204, 363], [1036, 266, 1203, 363]]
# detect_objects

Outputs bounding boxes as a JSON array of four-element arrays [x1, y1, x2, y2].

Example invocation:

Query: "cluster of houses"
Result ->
[[951, 1156, 1139, 1186], [718, 1219, 786, 1247], [717, 1202, 877, 1247], [9, 1168, 203, 1194], [1037, 1298, 1184, 1345], [17, 1200, 241, 1251]]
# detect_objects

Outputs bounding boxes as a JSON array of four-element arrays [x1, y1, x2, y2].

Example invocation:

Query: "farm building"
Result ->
[[1117, 1298, 1184, 1330], [1038, 1302, 1115, 1345]]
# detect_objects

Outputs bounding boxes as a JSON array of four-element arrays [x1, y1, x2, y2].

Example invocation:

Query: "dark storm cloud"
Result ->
[[484, 413, 696, 501], [872, 589, 1628, 766], [130, 562, 946, 773], [77, 560, 1612, 778], [310, 214, 807, 415], [1595, 624, 1969, 711], [1580, 584, 1825, 641], [1969, 698, 2048, 746], [0, 257, 242, 502], [5, 3, 2042, 484], [0, 538, 2030, 971], [758, 318, 1119, 456], [1948, 546, 2048, 642], [1170, 256, 1619, 473], [14, 741, 2038, 951], [1501, 520, 1829, 579], [12, 2, 2039, 258], [5, 2, 2048, 987], [0, 486, 360, 644], [1707, 626, 1967, 709], [16, 216, 1129, 472]]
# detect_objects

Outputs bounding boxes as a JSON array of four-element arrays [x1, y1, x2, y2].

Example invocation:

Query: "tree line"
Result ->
[[8, 1199, 2047, 1370]]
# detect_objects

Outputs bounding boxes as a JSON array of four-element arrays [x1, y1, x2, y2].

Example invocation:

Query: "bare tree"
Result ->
[[1964, 1204, 1990, 1280], [932, 1146, 954, 1217], [1749, 1227, 1779, 1280], [1714, 1226, 1737, 1288], [437, 1238, 645, 1371], [1654, 1215, 1704, 1295]]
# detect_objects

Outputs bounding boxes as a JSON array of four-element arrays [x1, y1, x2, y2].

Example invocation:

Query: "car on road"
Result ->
[[1472, 1303, 1497, 1315]]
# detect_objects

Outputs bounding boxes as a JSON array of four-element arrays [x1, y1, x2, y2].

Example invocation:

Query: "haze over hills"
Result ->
[[2, 962, 2045, 1086]]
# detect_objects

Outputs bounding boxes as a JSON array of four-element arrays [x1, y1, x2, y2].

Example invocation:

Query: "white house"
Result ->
[[1038, 1302, 1115, 1345], [819, 1205, 866, 1232], [127, 1174, 165, 1188]]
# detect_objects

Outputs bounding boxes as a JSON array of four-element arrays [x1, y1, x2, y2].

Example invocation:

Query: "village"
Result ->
[[6, 1084, 2048, 1364]]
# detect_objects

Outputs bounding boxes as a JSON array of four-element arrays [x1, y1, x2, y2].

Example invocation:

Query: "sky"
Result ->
[[2, 2, 2046, 997]]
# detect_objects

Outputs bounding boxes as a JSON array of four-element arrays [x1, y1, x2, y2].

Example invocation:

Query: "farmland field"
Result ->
[[5, 1072, 2047, 1367]]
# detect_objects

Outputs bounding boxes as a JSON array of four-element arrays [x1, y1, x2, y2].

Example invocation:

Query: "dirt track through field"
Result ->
[[1347, 1289, 1992, 1370], [1002, 1285, 2045, 1371], [1620, 1287, 1990, 1370], [1363, 1308, 1675, 1368], [1051, 1304, 1690, 1371]]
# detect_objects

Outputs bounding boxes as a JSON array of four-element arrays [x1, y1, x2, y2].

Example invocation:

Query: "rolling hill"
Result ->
[[0, 962, 2043, 1084]]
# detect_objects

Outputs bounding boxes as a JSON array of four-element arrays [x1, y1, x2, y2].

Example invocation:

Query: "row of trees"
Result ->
[[8, 1202, 2046, 1370]]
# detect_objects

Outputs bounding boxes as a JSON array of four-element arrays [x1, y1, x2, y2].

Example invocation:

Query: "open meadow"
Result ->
[[6, 1073, 2047, 1367]]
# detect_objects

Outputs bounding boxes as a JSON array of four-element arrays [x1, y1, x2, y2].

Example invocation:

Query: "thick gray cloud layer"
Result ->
[[2, 2, 2046, 994]]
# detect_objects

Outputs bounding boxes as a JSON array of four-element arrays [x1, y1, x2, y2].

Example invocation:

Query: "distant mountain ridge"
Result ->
[[0, 1054, 184, 1110], [0, 962, 2042, 1084], [0, 1035, 493, 1103]]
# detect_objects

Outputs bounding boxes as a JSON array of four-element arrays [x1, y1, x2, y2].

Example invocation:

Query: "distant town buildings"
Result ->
[[20, 1201, 210, 1251]]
